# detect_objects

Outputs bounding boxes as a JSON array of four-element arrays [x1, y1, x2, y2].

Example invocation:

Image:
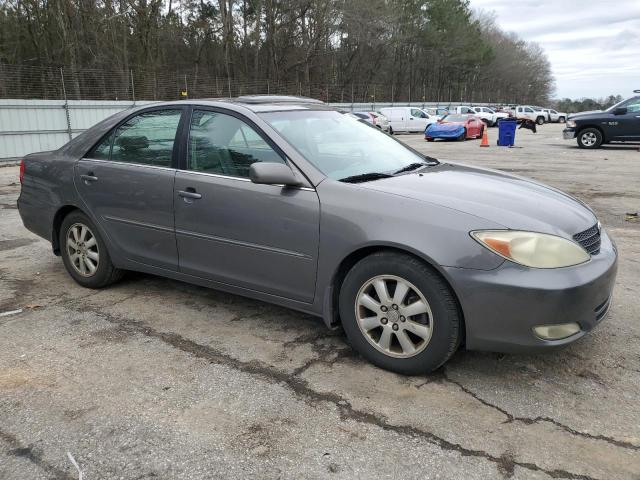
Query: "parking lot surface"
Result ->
[[1, 124, 639, 479]]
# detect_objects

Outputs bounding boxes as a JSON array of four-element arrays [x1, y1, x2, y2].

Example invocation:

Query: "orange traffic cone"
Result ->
[[480, 128, 489, 147]]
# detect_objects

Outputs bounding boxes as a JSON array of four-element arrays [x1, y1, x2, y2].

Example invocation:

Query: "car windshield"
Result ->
[[441, 114, 468, 122], [260, 110, 437, 180]]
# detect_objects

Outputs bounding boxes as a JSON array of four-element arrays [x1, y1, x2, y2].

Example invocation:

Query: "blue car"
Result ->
[[425, 114, 484, 141]]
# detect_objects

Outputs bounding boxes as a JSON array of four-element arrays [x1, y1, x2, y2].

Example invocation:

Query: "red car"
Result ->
[[425, 114, 485, 141]]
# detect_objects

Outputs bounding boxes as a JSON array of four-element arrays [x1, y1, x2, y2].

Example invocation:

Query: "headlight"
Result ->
[[471, 230, 590, 268], [566, 120, 576, 128]]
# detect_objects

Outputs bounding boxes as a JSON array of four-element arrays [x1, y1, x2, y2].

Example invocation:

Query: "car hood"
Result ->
[[359, 163, 596, 236], [568, 110, 604, 119]]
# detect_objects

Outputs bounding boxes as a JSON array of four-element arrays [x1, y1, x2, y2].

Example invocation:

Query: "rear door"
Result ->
[[75, 107, 184, 270], [388, 108, 407, 132], [173, 108, 320, 303]]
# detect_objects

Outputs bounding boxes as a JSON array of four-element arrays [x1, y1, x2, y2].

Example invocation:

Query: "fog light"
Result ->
[[533, 323, 581, 340]]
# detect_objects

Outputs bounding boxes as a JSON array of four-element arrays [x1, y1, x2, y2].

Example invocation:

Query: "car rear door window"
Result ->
[[188, 110, 285, 178], [108, 109, 182, 167]]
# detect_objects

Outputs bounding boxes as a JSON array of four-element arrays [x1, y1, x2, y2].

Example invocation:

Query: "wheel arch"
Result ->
[[51, 204, 85, 255], [325, 244, 466, 344]]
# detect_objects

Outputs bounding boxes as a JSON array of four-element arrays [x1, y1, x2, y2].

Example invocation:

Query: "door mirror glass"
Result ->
[[249, 162, 301, 186], [613, 107, 627, 115]]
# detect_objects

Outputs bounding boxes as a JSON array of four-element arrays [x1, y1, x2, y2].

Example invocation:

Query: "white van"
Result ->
[[379, 107, 437, 134]]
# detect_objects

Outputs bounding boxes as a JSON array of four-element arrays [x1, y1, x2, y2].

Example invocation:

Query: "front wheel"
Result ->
[[559, 117, 566, 123], [577, 128, 603, 149], [388, 127, 394, 135], [536, 116, 545, 125], [457, 129, 466, 141], [339, 251, 462, 375], [60, 211, 124, 288]]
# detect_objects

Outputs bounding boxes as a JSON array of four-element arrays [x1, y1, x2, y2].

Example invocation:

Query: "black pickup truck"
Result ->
[[563, 92, 640, 148]]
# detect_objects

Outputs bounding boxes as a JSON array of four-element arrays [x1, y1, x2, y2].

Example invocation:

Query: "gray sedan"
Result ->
[[17, 96, 617, 374]]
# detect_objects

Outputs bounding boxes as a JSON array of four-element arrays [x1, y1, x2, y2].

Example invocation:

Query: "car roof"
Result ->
[[129, 96, 336, 114], [202, 95, 334, 113]]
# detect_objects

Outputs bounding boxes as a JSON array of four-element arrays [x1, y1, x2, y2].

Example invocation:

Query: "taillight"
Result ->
[[19, 159, 25, 184]]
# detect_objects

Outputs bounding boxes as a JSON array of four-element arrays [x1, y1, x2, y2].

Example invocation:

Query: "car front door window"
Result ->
[[188, 110, 285, 178]]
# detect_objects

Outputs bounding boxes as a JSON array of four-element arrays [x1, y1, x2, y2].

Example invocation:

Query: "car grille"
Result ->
[[573, 223, 601, 255]]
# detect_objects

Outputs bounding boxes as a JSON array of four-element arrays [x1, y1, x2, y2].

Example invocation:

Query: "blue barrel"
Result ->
[[497, 118, 517, 146]]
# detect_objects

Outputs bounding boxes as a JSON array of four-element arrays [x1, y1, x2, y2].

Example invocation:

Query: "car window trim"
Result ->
[[78, 157, 178, 173], [177, 168, 315, 192], [82, 105, 188, 169]]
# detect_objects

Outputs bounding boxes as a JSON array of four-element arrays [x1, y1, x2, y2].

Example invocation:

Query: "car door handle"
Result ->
[[178, 190, 202, 200], [80, 174, 98, 183]]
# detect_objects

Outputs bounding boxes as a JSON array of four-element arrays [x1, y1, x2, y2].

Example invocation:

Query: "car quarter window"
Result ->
[[188, 110, 285, 177], [95, 109, 183, 167], [87, 132, 113, 160]]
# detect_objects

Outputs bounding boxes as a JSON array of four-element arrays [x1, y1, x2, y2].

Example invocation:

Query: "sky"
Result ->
[[470, 0, 640, 99]]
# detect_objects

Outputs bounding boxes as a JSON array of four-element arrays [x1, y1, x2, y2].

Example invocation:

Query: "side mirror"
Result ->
[[249, 162, 302, 187], [613, 107, 627, 115]]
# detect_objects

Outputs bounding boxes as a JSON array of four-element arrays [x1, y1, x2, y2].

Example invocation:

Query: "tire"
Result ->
[[60, 211, 124, 288], [426, 138, 434, 142], [559, 117, 566, 123], [339, 251, 462, 375], [536, 116, 545, 125], [481, 119, 490, 128], [389, 127, 394, 135], [576, 128, 603, 149], [457, 129, 466, 141], [477, 127, 485, 139]]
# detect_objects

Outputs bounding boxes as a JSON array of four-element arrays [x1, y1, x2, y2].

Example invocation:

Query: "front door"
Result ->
[[75, 107, 184, 270], [408, 108, 428, 132], [173, 109, 320, 303], [612, 97, 640, 140]]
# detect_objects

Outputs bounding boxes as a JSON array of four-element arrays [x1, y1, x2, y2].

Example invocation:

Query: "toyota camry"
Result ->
[[17, 96, 617, 374]]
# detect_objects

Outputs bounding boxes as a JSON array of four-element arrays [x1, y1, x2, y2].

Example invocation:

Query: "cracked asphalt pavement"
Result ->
[[1, 124, 639, 479]]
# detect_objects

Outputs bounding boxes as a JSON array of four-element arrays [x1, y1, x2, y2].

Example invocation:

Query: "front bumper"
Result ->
[[443, 229, 618, 353], [563, 128, 576, 140]]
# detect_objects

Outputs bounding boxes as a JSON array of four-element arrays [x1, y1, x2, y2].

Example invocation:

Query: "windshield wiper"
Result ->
[[339, 172, 393, 183], [393, 162, 431, 175]]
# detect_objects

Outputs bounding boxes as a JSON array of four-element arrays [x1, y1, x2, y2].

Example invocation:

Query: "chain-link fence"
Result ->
[[0, 63, 472, 104]]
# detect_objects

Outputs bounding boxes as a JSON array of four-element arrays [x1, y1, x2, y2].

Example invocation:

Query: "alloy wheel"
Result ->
[[355, 275, 433, 358], [66, 223, 99, 277], [581, 131, 597, 147]]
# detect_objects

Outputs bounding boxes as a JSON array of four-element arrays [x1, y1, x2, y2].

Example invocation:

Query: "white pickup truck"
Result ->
[[508, 106, 547, 125], [452, 106, 508, 127]]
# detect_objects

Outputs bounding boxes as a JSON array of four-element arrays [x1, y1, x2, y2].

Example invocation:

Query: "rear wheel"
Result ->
[[389, 127, 394, 135], [60, 211, 124, 288], [577, 128, 603, 149], [339, 251, 462, 374]]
